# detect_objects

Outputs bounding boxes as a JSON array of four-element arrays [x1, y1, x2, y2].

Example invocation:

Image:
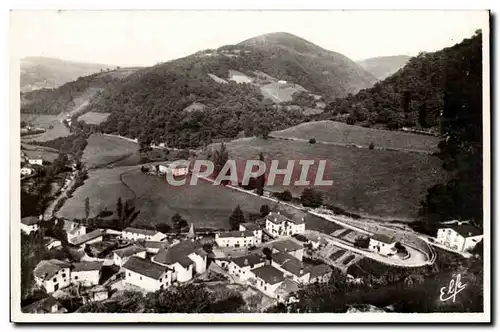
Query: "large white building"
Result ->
[[21, 216, 40, 235], [265, 212, 306, 238], [252, 265, 286, 298], [215, 230, 255, 248], [369, 234, 397, 256], [152, 240, 207, 283], [265, 238, 305, 261], [71, 261, 103, 287], [227, 254, 265, 281], [122, 227, 166, 242], [123, 256, 172, 292], [239, 223, 263, 245], [436, 222, 483, 253], [33, 259, 72, 294], [112, 244, 147, 267]]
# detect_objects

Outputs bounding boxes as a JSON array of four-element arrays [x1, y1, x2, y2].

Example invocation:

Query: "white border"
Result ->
[[8, 8, 491, 324]]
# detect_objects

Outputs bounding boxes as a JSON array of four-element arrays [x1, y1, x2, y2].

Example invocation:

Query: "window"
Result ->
[[140, 276, 142, 280], [264, 286, 267, 291], [128, 273, 131, 277], [74, 276, 79, 280], [62, 273, 66, 278], [160, 278, 162, 282], [53, 278, 57, 283]]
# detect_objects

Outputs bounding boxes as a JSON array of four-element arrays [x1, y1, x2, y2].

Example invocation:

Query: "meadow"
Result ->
[[221, 136, 447, 221], [82, 134, 140, 169], [77, 112, 111, 125], [271, 120, 440, 153], [20, 113, 71, 142], [21, 143, 59, 162]]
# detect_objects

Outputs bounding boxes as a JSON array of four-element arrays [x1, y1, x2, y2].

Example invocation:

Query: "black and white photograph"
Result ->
[[10, 9, 490, 323]]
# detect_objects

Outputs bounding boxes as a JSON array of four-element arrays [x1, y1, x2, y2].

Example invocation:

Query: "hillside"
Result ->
[[20, 57, 115, 92], [74, 32, 376, 149], [320, 31, 482, 133], [357, 55, 411, 80]]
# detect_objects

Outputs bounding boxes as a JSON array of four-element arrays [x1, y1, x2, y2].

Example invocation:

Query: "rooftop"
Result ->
[[267, 212, 305, 225], [123, 227, 159, 237], [252, 265, 285, 285], [113, 244, 146, 258], [240, 223, 261, 231], [153, 240, 201, 268], [70, 229, 104, 246], [370, 234, 396, 244], [440, 223, 483, 237], [144, 241, 170, 250], [21, 297, 67, 314], [309, 264, 332, 279], [276, 278, 300, 297], [21, 216, 38, 226], [217, 230, 254, 238], [34, 259, 71, 280], [123, 256, 167, 280], [280, 258, 308, 277], [267, 238, 303, 253], [231, 254, 265, 268], [72, 261, 103, 272]]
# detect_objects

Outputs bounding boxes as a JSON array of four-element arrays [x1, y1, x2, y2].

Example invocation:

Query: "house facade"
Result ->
[[239, 223, 263, 245], [28, 159, 43, 166], [21, 216, 40, 234], [113, 245, 147, 267], [252, 265, 286, 298], [265, 212, 306, 238], [227, 254, 265, 281], [21, 297, 67, 314], [21, 167, 33, 176], [271, 252, 310, 284], [267, 238, 305, 261], [59, 219, 87, 242], [215, 230, 255, 248], [152, 241, 206, 283], [123, 256, 172, 292], [369, 234, 397, 256], [71, 262, 103, 287], [33, 260, 72, 293], [122, 227, 166, 242], [436, 222, 483, 252]]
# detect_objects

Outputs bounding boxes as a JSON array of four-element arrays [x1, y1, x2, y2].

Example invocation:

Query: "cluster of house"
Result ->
[[20, 150, 44, 177], [434, 221, 483, 253], [143, 161, 189, 177]]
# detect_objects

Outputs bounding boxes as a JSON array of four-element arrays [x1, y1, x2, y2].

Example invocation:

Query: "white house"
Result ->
[[278, 80, 287, 84], [228, 254, 265, 281], [44, 237, 62, 250], [122, 227, 166, 242], [33, 259, 72, 293], [21, 167, 33, 176], [252, 265, 286, 298], [215, 230, 255, 248], [265, 212, 306, 238], [28, 159, 43, 166], [113, 244, 147, 267], [123, 256, 172, 292], [436, 222, 483, 253], [271, 252, 310, 284], [59, 219, 86, 242], [239, 223, 263, 245], [21, 216, 40, 234], [369, 234, 397, 256], [172, 164, 189, 176], [69, 229, 104, 249], [308, 264, 332, 284], [71, 261, 103, 287], [152, 241, 207, 283], [266, 238, 305, 261]]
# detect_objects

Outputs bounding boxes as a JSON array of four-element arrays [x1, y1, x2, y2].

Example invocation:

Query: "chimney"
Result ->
[[299, 268, 304, 275], [244, 258, 249, 266]]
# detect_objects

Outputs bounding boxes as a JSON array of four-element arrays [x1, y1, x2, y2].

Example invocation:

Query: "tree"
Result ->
[[278, 190, 293, 202], [171, 213, 186, 233], [212, 142, 229, 178], [369, 142, 375, 150], [309, 138, 316, 144], [229, 205, 245, 230], [300, 188, 323, 208], [354, 236, 370, 249], [260, 204, 270, 217], [262, 247, 272, 260], [156, 223, 171, 234], [256, 152, 266, 196], [84, 197, 90, 221], [116, 197, 123, 222]]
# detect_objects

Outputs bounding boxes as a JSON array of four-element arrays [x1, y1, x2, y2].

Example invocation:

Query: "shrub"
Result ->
[[309, 137, 316, 144], [369, 142, 375, 150]]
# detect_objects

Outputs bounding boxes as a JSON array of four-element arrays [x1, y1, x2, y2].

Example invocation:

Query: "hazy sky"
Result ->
[[11, 10, 488, 67]]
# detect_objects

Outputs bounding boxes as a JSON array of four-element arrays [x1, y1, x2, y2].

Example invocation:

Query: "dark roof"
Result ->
[[280, 258, 308, 277], [441, 223, 483, 237], [309, 264, 332, 279], [70, 229, 104, 246], [153, 240, 201, 268], [240, 223, 260, 231], [72, 261, 103, 272], [370, 233, 396, 244], [276, 278, 300, 297], [123, 227, 158, 237], [34, 259, 71, 280], [231, 254, 265, 268], [122, 256, 167, 280], [21, 216, 38, 225], [113, 244, 146, 258], [304, 233, 322, 242], [61, 219, 80, 232], [22, 297, 67, 314], [252, 265, 285, 285], [268, 239, 303, 253], [271, 252, 298, 266], [267, 212, 304, 225], [144, 241, 170, 250], [217, 230, 254, 238]]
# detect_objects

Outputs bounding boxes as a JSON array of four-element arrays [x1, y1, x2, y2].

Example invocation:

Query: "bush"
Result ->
[[309, 137, 316, 144], [277, 190, 293, 202], [300, 188, 323, 208], [369, 142, 375, 150], [292, 233, 308, 242]]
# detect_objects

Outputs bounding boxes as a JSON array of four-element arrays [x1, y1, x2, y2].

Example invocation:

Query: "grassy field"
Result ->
[[20, 113, 71, 142], [221, 136, 447, 221], [271, 120, 440, 153], [82, 134, 140, 169], [21, 143, 59, 162], [77, 112, 111, 125]]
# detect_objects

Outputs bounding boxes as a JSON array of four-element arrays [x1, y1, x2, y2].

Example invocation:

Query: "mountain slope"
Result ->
[[20, 57, 114, 92], [357, 55, 411, 80], [321, 31, 482, 133]]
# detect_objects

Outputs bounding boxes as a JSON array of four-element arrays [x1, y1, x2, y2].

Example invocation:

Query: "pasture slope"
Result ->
[[220, 134, 446, 221], [82, 134, 140, 169], [77, 112, 111, 125], [271, 120, 440, 154], [20, 113, 70, 142]]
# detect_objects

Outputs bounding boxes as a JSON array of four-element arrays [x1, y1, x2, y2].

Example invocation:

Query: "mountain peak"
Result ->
[[238, 32, 325, 54]]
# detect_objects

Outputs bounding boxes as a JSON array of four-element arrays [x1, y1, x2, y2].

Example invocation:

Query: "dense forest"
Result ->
[[320, 31, 482, 133]]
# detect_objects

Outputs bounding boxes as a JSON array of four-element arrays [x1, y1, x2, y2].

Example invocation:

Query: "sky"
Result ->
[[10, 10, 488, 67]]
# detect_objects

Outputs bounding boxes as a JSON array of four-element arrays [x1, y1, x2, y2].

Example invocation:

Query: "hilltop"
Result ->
[[357, 55, 411, 80], [20, 57, 117, 92]]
